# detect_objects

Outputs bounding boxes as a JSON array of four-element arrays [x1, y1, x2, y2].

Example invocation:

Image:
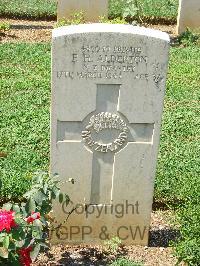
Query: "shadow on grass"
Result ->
[[0, 32, 18, 41], [47, 246, 128, 266], [149, 228, 180, 247], [34, 227, 179, 265], [58, 248, 110, 265], [11, 24, 53, 30]]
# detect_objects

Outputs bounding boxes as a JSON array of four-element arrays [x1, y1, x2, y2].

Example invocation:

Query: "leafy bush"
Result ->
[[0, 22, 10, 32], [56, 11, 85, 28], [0, 172, 68, 265], [178, 28, 200, 47], [109, 0, 178, 21], [104, 237, 122, 255], [122, 0, 142, 23], [99, 16, 127, 24], [56, 12, 127, 28]]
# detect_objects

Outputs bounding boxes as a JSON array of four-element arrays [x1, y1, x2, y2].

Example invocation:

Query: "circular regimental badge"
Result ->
[[82, 112, 129, 153]]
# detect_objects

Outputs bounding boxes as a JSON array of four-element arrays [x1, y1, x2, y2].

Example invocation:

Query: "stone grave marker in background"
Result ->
[[51, 24, 170, 245], [57, 0, 108, 22], [177, 0, 200, 34]]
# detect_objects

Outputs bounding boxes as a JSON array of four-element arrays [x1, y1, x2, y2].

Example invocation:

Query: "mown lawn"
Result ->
[[0, 0, 179, 20], [0, 0, 56, 19], [0, 43, 199, 203], [0, 43, 51, 198], [155, 46, 200, 203], [0, 41, 199, 265]]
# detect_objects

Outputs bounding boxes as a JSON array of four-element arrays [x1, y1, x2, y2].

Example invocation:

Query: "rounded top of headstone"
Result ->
[[52, 23, 170, 42]]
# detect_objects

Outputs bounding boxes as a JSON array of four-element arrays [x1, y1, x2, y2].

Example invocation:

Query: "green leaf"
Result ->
[[33, 219, 42, 228], [9, 252, 21, 266], [53, 186, 60, 196], [12, 226, 26, 241], [33, 191, 47, 205], [30, 244, 40, 261], [14, 215, 24, 225], [26, 197, 36, 213], [0, 236, 5, 243], [12, 204, 21, 213], [24, 237, 33, 248], [50, 188, 59, 200], [43, 183, 48, 194], [8, 241, 16, 251], [32, 172, 46, 185], [15, 239, 25, 248], [20, 205, 27, 217], [0, 232, 6, 239], [39, 216, 47, 225], [23, 188, 37, 199], [38, 242, 49, 249], [0, 247, 8, 258], [59, 193, 63, 203], [32, 227, 43, 239], [3, 235, 10, 249], [2, 203, 13, 211]]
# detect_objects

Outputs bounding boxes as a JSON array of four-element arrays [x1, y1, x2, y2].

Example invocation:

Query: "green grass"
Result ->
[[1, 43, 199, 202], [110, 257, 143, 266], [0, 43, 51, 199], [0, 0, 178, 21], [0, 42, 199, 266], [155, 46, 200, 265], [0, 0, 56, 19], [155, 46, 200, 203], [174, 198, 200, 265], [0, 45, 199, 265]]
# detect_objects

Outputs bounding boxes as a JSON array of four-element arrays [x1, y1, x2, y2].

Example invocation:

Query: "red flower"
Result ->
[[18, 247, 32, 266], [0, 209, 17, 232], [26, 212, 41, 224]]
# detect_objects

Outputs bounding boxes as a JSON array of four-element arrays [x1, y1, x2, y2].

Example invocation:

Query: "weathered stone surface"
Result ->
[[51, 24, 170, 245], [57, 0, 108, 22], [177, 0, 200, 34]]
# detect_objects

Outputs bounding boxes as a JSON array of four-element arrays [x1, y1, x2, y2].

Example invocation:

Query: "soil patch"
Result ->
[[0, 19, 55, 43], [0, 19, 177, 43], [33, 211, 184, 266]]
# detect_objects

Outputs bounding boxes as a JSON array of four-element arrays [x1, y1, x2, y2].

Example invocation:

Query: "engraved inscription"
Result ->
[[82, 112, 128, 153], [56, 44, 151, 80], [56, 83, 155, 205]]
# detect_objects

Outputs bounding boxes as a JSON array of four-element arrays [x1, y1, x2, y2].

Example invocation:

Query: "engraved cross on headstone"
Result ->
[[57, 84, 154, 204]]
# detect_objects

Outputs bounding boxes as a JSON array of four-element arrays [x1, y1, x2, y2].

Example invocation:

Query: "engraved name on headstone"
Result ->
[[51, 24, 170, 245]]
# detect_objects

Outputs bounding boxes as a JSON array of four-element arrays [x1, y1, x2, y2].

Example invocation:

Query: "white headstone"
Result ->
[[57, 0, 108, 22], [177, 0, 200, 34], [51, 24, 170, 245]]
